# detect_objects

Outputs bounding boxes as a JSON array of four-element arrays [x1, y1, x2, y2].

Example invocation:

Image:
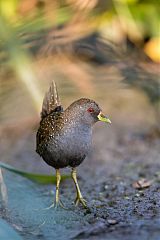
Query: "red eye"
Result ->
[[87, 107, 94, 113]]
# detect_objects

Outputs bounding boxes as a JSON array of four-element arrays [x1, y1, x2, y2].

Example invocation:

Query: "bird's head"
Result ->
[[66, 98, 111, 126]]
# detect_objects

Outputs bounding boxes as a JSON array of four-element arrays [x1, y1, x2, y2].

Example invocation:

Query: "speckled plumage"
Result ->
[[36, 83, 101, 169], [36, 82, 111, 208]]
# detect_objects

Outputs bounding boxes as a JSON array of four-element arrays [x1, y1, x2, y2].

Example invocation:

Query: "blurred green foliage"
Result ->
[[0, 0, 159, 122], [0, 0, 159, 46]]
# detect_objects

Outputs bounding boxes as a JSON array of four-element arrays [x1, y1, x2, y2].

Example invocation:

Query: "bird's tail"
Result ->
[[41, 81, 63, 119]]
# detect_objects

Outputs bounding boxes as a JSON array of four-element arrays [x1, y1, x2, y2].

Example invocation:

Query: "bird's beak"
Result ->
[[97, 112, 111, 124]]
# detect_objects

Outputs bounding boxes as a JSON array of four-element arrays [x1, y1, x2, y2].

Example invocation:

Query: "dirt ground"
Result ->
[[1, 117, 160, 239]]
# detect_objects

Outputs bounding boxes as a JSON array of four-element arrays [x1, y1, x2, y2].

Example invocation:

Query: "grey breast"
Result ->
[[47, 122, 92, 164]]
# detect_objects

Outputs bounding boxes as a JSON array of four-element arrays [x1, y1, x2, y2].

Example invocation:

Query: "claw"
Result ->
[[42, 169, 68, 211], [75, 196, 87, 208], [35, 199, 68, 211], [71, 168, 88, 208], [44, 199, 68, 210]]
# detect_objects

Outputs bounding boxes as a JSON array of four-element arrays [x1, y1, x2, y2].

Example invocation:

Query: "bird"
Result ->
[[36, 81, 111, 208]]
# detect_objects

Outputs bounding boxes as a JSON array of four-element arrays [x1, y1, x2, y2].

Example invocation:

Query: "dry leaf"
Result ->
[[132, 178, 152, 190]]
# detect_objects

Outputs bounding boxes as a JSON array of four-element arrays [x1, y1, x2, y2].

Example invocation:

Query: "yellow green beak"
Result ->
[[97, 112, 111, 124]]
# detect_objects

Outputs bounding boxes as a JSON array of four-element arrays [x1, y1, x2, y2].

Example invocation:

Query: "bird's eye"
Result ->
[[87, 107, 94, 113]]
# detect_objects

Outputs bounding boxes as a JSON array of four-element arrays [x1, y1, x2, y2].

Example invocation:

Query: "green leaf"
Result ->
[[0, 162, 69, 184]]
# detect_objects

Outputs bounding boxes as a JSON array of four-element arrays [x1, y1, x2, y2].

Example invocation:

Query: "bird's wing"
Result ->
[[36, 112, 62, 155], [41, 81, 63, 119]]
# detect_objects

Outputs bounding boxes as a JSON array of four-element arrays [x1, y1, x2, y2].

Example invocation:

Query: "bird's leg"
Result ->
[[55, 168, 61, 205], [54, 169, 67, 209], [71, 168, 87, 208], [45, 169, 66, 209]]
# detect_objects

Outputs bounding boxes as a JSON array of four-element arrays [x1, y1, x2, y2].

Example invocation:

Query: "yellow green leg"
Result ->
[[54, 169, 60, 206], [45, 169, 66, 209], [71, 168, 87, 208]]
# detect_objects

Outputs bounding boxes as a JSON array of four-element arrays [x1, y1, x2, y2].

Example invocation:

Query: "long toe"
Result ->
[[75, 197, 87, 208], [42, 200, 68, 210], [43, 203, 55, 210], [58, 200, 68, 210]]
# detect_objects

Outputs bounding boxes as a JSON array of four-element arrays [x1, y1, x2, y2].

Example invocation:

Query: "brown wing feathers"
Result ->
[[41, 81, 63, 119]]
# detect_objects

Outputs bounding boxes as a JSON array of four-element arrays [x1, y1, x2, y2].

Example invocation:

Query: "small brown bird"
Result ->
[[36, 81, 111, 208]]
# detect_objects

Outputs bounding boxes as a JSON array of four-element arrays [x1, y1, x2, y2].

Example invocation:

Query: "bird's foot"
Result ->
[[75, 196, 88, 208], [43, 199, 68, 210]]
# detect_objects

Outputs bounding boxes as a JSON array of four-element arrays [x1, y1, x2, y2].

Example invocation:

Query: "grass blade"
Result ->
[[0, 162, 69, 184]]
